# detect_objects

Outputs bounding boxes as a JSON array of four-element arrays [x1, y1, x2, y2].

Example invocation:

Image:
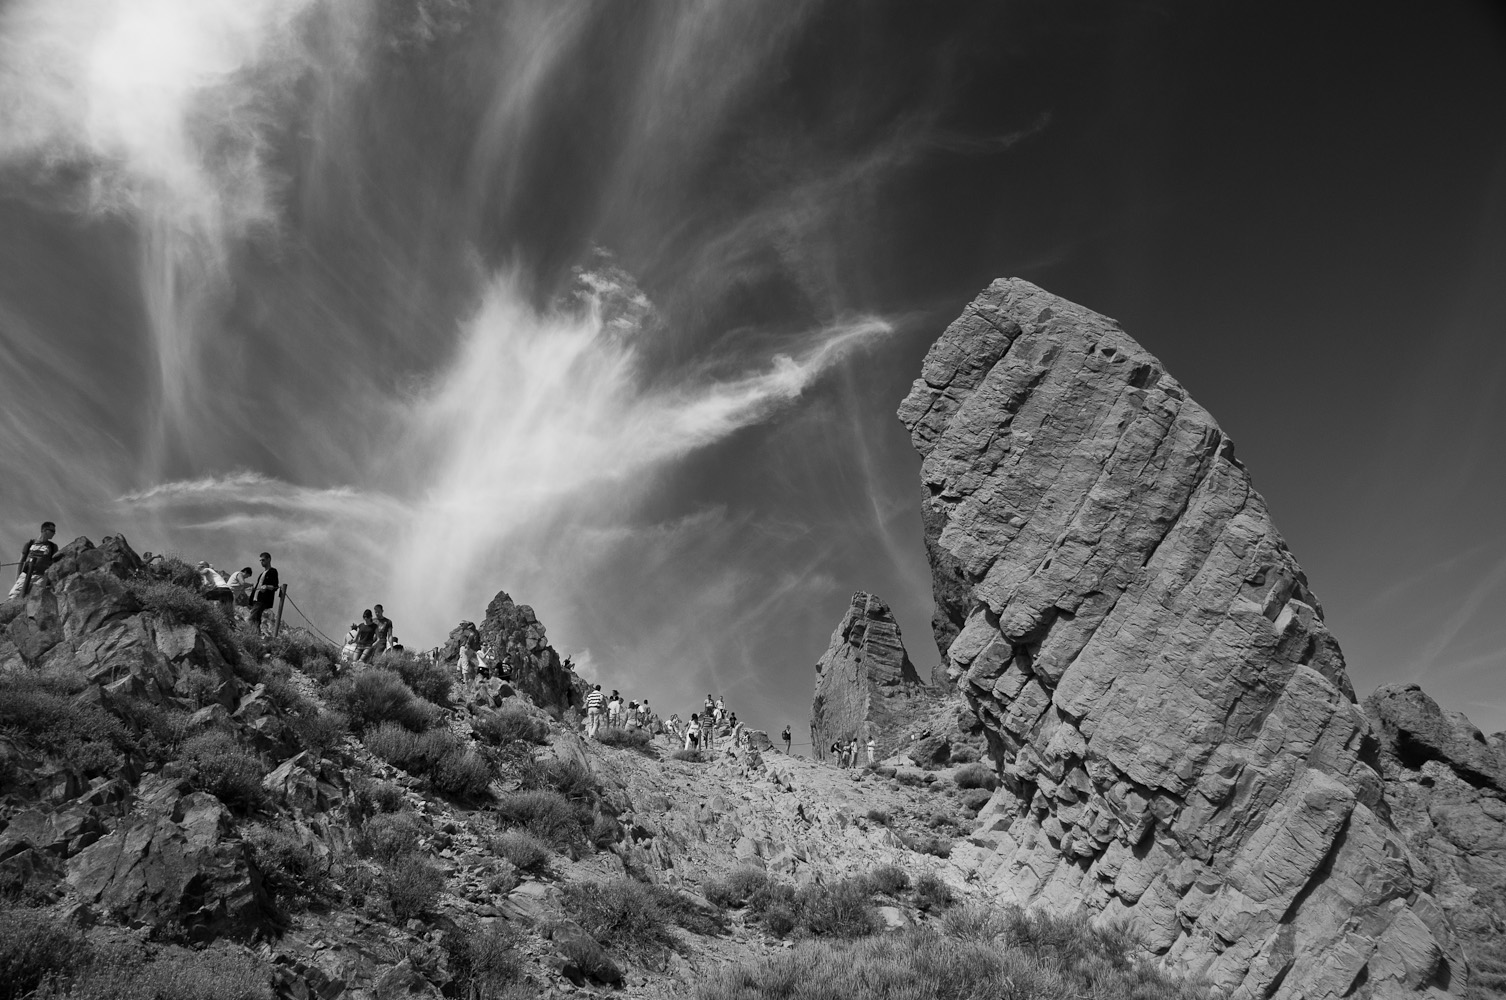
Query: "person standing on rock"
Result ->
[[847, 739, 859, 768], [8, 521, 57, 599], [866, 736, 876, 765], [686, 714, 700, 750], [782, 726, 792, 754], [249, 551, 279, 635], [607, 691, 622, 728], [585, 684, 605, 738], [699, 711, 716, 753], [372, 604, 394, 654]]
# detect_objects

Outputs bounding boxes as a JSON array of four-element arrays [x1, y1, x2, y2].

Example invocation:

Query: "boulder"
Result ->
[[810, 593, 933, 763], [66, 776, 274, 941], [898, 278, 1485, 995], [440, 594, 588, 716]]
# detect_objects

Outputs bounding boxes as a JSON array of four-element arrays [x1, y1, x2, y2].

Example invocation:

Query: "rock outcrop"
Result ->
[[899, 278, 1499, 996], [810, 593, 930, 762], [438, 591, 587, 716]]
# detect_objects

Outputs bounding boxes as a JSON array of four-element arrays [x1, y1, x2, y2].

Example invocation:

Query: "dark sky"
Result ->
[[1, 0, 1503, 743]]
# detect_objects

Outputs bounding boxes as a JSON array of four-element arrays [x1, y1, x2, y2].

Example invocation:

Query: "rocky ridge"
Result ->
[[899, 277, 1505, 997]]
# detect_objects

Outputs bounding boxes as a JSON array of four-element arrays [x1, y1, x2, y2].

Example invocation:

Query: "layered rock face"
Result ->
[[899, 278, 1497, 997], [810, 593, 928, 762]]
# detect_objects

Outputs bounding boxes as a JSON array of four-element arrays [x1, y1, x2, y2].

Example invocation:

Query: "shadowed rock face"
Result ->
[[899, 278, 1498, 997], [810, 593, 928, 762]]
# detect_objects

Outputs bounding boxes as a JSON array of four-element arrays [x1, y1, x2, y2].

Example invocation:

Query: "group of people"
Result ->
[[196, 552, 282, 634], [344, 605, 398, 664], [582, 686, 660, 738], [826, 736, 877, 768]]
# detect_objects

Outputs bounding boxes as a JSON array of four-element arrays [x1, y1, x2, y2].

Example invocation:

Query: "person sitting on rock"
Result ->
[[8, 521, 57, 599], [353, 609, 377, 663], [197, 561, 234, 615], [226, 565, 255, 607], [372, 604, 394, 654]]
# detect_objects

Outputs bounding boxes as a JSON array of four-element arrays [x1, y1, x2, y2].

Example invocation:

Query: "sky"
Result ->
[[1, 0, 1503, 746]]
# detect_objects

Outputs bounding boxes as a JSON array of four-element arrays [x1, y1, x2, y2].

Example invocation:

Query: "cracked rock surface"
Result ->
[[900, 277, 1504, 998]]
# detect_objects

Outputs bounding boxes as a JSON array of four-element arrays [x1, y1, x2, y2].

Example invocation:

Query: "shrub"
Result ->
[[895, 770, 927, 787], [139, 554, 200, 590], [0, 670, 132, 774], [133, 579, 237, 657], [704, 868, 768, 908], [913, 873, 956, 912], [384, 860, 445, 921], [959, 787, 993, 812], [373, 651, 453, 707], [559, 879, 678, 961], [358, 812, 425, 864], [494, 790, 589, 850], [177, 667, 224, 708], [590, 810, 623, 848], [556, 932, 621, 985], [365, 724, 493, 798], [952, 763, 997, 791], [867, 864, 910, 896], [864, 808, 891, 825], [110, 696, 196, 763], [645, 883, 728, 937], [490, 830, 550, 873], [0, 904, 90, 1000], [671, 749, 704, 763], [694, 912, 1206, 1000], [181, 730, 265, 813], [949, 746, 980, 764], [795, 878, 878, 939], [350, 778, 406, 821], [327, 669, 439, 733], [928, 809, 961, 831], [473, 706, 549, 746], [257, 666, 317, 718], [517, 756, 597, 803], [244, 825, 331, 908], [248, 631, 335, 676], [445, 922, 524, 997], [595, 726, 651, 750], [487, 862, 521, 897], [290, 710, 348, 761], [32, 942, 275, 1000]]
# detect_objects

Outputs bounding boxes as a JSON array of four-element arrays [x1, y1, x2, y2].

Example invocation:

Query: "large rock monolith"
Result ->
[[810, 593, 930, 763], [899, 278, 1498, 997]]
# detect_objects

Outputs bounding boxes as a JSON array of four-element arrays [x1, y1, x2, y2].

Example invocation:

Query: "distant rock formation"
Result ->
[[439, 591, 587, 716], [899, 278, 1501, 997], [810, 593, 930, 762]]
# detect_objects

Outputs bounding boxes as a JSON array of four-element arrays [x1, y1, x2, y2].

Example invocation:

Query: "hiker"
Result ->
[[699, 711, 716, 753], [226, 566, 255, 607], [585, 684, 605, 737], [341, 624, 359, 665], [847, 739, 859, 768], [249, 552, 279, 635], [607, 691, 622, 728], [830, 740, 842, 765], [704, 694, 714, 718], [782, 726, 792, 754], [390, 637, 404, 652], [728, 711, 738, 730], [866, 736, 876, 765], [197, 562, 234, 615], [715, 696, 726, 721], [372, 604, 394, 654], [353, 610, 378, 663], [8, 521, 57, 599], [686, 714, 700, 750]]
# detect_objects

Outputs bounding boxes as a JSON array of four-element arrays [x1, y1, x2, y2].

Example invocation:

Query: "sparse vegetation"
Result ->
[[181, 729, 266, 813], [952, 763, 997, 791], [490, 830, 550, 873], [864, 807, 891, 825], [357, 811, 426, 864], [794, 877, 879, 939], [866, 864, 910, 896], [364, 723, 493, 798], [697, 905, 1206, 1000], [132, 578, 238, 658], [560, 878, 724, 962], [595, 725, 652, 750], [444, 921, 526, 998], [0, 903, 90, 1000], [703, 867, 770, 908], [493, 789, 590, 850], [0, 667, 135, 776], [671, 749, 705, 763], [327, 669, 440, 733], [373, 650, 454, 707], [31, 943, 275, 1000], [349, 778, 406, 822], [384, 859, 445, 921], [473, 705, 550, 746], [913, 872, 956, 912], [244, 824, 332, 909]]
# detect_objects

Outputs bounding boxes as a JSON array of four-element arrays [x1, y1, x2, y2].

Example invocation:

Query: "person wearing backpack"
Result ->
[[8, 521, 57, 599]]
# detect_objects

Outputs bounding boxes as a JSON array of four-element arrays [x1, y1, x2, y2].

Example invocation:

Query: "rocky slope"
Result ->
[[0, 539, 1007, 999], [900, 277, 1504, 998]]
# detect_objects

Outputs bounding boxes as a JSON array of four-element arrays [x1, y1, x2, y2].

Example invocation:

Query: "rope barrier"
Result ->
[[282, 594, 344, 651]]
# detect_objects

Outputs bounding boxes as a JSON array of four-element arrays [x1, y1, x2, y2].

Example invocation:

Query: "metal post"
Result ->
[[273, 584, 288, 637]]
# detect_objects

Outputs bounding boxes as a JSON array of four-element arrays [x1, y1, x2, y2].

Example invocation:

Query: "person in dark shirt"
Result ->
[[9, 521, 58, 599], [372, 604, 394, 653], [353, 609, 377, 663], [249, 551, 280, 635]]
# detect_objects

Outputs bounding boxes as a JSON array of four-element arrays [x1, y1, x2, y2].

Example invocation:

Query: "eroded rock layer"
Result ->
[[810, 593, 928, 762], [899, 278, 1496, 997]]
